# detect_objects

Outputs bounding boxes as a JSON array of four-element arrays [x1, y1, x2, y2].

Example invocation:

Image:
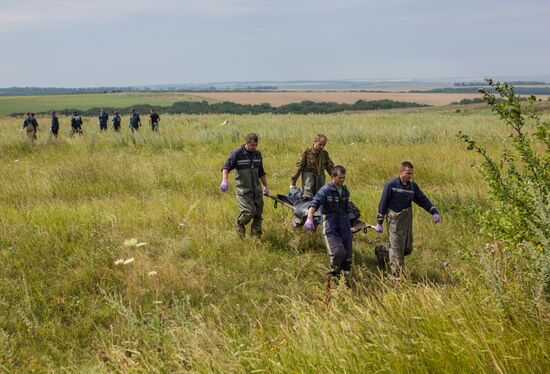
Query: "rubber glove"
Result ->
[[433, 213, 440, 224], [375, 223, 383, 233], [220, 180, 228, 192], [304, 217, 315, 232], [263, 186, 269, 195]]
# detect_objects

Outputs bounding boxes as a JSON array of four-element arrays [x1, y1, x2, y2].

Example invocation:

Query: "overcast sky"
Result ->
[[1, 0, 549, 86]]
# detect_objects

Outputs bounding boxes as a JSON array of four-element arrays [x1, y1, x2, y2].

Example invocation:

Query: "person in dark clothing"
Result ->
[[112, 111, 121, 132], [220, 133, 269, 238], [375, 161, 441, 279], [50, 111, 59, 137], [98, 108, 109, 132], [22, 112, 38, 141], [149, 109, 160, 133], [129, 109, 141, 133], [70, 111, 83, 136], [305, 165, 352, 279]]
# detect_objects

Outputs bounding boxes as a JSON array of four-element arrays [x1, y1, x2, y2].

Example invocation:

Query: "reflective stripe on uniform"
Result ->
[[322, 215, 334, 267]]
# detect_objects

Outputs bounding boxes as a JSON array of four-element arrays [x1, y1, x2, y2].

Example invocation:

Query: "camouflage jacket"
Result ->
[[291, 146, 334, 184]]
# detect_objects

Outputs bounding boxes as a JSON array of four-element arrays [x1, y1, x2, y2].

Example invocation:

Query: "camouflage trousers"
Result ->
[[301, 172, 326, 198], [387, 207, 413, 277]]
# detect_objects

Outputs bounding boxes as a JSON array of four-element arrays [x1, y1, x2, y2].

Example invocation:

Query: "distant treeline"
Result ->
[[411, 87, 550, 95], [0, 86, 278, 96], [0, 87, 137, 96], [454, 81, 547, 87], [11, 99, 427, 117]]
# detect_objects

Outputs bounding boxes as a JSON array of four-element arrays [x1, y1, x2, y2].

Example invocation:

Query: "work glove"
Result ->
[[433, 213, 440, 224], [304, 217, 315, 232], [263, 186, 269, 195], [220, 180, 228, 192], [375, 223, 383, 233]]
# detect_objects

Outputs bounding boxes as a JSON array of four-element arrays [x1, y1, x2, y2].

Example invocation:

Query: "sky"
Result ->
[[0, 0, 549, 87]]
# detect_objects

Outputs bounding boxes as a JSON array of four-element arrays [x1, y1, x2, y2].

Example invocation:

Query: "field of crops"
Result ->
[[0, 91, 493, 116], [0, 105, 549, 372]]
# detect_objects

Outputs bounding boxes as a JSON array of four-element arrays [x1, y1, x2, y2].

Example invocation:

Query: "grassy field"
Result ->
[[0, 106, 549, 372], [0, 92, 202, 116], [0, 91, 495, 117]]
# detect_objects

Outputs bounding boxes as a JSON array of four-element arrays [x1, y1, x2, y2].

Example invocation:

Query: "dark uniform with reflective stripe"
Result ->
[[310, 182, 352, 276], [112, 114, 121, 132], [150, 112, 160, 132], [377, 177, 439, 276], [50, 114, 59, 137], [223, 145, 266, 237], [70, 115, 83, 136], [98, 111, 109, 131], [130, 113, 141, 132]]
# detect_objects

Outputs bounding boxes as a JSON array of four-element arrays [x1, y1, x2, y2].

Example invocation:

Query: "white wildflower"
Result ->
[[123, 258, 135, 265], [124, 238, 139, 247]]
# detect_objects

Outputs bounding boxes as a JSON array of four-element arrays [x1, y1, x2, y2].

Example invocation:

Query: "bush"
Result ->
[[458, 78, 550, 298]]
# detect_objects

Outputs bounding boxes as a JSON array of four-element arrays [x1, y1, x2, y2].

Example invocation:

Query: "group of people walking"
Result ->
[[21, 108, 161, 140], [220, 133, 440, 281]]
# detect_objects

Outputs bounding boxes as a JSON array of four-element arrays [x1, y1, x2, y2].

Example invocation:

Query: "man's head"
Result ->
[[30, 113, 35, 117], [131, 108, 136, 113], [313, 134, 328, 152], [26, 112, 30, 116], [101, 108, 104, 112], [51, 111, 56, 116], [244, 133, 259, 152], [151, 108, 155, 113], [399, 161, 414, 184], [73, 111, 77, 115], [331, 165, 346, 187], [114, 111, 119, 115]]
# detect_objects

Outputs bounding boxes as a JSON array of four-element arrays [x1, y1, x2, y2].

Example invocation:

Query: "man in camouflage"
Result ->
[[291, 133, 334, 197], [220, 133, 269, 238], [290, 134, 334, 227]]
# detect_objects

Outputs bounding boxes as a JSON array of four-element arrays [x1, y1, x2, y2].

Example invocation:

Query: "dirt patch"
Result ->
[[187, 92, 488, 106]]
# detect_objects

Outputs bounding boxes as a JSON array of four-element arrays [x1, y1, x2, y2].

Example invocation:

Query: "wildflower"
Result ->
[[124, 238, 139, 247], [123, 258, 135, 265]]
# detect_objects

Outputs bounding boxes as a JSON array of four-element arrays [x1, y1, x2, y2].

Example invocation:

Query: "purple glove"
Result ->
[[263, 186, 269, 195], [375, 223, 383, 233], [304, 217, 315, 232], [433, 213, 440, 224], [220, 180, 228, 192]]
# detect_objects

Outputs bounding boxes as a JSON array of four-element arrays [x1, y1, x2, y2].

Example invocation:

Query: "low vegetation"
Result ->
[[0, 88, 548, 371]]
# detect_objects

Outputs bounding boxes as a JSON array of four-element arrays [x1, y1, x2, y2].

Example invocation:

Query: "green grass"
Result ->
[[0, 107, 548, 372], [0, 92, 206, 116]]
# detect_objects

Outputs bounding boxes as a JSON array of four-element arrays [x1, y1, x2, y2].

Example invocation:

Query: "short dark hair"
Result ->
[[331, 165, 346, 176], [401, 161, 414, 170], [245, 133, 259, 143], [314, 133, 327, 143]]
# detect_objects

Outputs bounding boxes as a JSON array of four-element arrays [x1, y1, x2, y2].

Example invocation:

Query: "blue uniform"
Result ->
[[98, 111, 109, 130], [51, 115, 59, 136], [310, 182, 352, 275], [377, 177, 438, 224], [223, 145, 266, 237], [112, 115, 121, 131], [130, 113, 141, 131]]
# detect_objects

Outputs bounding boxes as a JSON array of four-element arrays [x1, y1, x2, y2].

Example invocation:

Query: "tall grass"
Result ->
[[0, 108, 548, 372]]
